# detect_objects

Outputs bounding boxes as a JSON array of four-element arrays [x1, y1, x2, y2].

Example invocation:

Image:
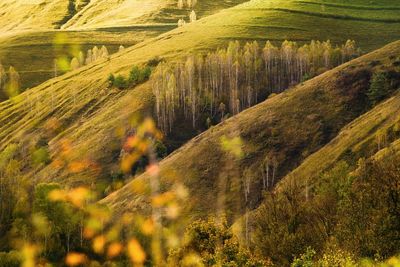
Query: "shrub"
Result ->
[[129, 66, 141, 84], [110, 65, 152, 89], [367, 72, 390, 105], [108, 73, 115, 87], [140, 66, 152, 82], [168, 219, 271, 266], [31, 147, 51, 166], [147, 56, 164, 67], [113, 75, 128, 89], [291, 247, 316, 267], [0, 251, 22, 267]]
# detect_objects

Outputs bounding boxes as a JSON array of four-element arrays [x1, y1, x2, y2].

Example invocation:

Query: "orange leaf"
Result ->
[[65, 252, 87, 266], [127, 239, 146, 264], [93, 235, 106, 254], [107, 242, 123, 258]]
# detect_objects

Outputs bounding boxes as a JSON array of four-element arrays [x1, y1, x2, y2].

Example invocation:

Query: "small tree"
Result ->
[[113, 75, 128, 89], [100, 45, 109, 59], [85, 49, 93, 65], [0, 62, 6, 90], [189, 10, 197, 23], [129, 65, 141, 84], [6, 66, 20, 98], [367, 72, 390, 105], [78, 51, 85, 66], [108, 73, 115, 87], [70, 57, 80, 71]]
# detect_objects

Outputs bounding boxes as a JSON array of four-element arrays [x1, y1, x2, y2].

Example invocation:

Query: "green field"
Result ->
[[0, 0, 247, 99]]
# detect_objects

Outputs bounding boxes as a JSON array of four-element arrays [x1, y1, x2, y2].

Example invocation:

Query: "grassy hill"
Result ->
[[0, 0, 70, 32], [1, 0, 399, 185], [0, 0, 247, 97], [0, 28, 169, 94], [230, 61, 400, 265], [103, 40, 400, 222]]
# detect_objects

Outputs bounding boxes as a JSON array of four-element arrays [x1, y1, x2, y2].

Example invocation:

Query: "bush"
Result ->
[[168, 219, 271, 266], [110, 65, 152, 90], [108, 73, 115, 87], [113, 75, 128, 89], [129, 66, 141, 84], [291, 247, 316, 267], [367, 72, 390, 105], [31, 147, 51, 166], [146, 56, 164, 67], [0, 251, 22, 267]]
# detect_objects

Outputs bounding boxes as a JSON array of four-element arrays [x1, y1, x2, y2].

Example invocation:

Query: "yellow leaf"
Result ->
[[68, 161, 87, 173], [48, 189, 67, 202], [21, 244, 36, 267], [141, 219, 154, 235], [68, 187, 89, 207], [93, 235, 106, 254], [127, 239, 146, 264], [220, 135, 244, 158], [65, 252, 87, 266], [152, 192, 175, 207], [107, 242, 123, 258]]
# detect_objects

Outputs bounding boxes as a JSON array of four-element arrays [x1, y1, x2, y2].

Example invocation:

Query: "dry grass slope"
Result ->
[[103, 41, 400, 225]]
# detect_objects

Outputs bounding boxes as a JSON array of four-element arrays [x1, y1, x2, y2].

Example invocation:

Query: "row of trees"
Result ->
[[0, 63, 20, 99], [70, 45, 110, 71], [152, 40, 360, 133], [177, 0, 197, 9]]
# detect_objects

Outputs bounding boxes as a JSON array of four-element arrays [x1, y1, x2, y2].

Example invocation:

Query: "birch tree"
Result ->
[[189, 10, 197, 22], [6, 66, 20, 98]]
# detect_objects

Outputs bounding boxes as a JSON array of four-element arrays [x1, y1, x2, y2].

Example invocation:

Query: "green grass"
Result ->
[[0, 28, 169, 92], [0, 0, 248, 98]]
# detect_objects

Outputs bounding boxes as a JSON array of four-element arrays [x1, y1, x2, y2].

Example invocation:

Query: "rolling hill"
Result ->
[[102, 40, 400, 223], [0, 0, 247, 98], [1, 0, 400, 265], [1, 0, 400, 187]]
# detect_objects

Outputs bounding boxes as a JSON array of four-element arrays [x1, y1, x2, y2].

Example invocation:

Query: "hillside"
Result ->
[[62, 0, 247, 29], [1, 0, 400, 186], [236, 70, 400, 265], [0, 0, 247, 97], [0, 0, 247, 32], [0, 0, 70, 32], [1, 0, 400, 265], [103, 41, 400, 223]]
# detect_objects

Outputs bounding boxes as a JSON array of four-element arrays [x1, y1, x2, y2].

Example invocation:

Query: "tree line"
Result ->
[[151, 40, 360, 134], [70, 45, 110, 71]]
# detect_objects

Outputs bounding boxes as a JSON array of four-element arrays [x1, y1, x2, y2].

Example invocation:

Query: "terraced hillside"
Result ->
[[103, 41, 400, 222], [0, 0, 399, 192]]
